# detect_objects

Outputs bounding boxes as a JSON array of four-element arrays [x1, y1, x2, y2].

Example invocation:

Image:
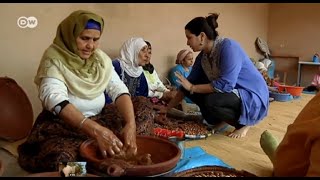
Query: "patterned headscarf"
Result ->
[[34, 10, 113, 100], [118, 37, 147, 78], [176, 49, 192, 64], [201, 36, 225, 81]]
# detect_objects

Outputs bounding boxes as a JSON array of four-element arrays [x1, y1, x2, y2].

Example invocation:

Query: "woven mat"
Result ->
[[173, 165, 257, 177]]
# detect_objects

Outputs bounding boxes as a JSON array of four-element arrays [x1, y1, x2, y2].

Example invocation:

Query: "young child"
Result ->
[[303, 66, 320, 93], [169, 49, 194, 90], [169, 49, 200, 113]]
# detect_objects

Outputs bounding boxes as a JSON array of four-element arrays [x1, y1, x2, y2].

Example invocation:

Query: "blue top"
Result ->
[[169, 64, 193, 103], [169, 64, 192, 88], [105, 59, 148, 104], [184, 38, 269, 126]]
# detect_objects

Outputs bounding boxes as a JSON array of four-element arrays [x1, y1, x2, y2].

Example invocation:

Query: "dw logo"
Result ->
[[17, 16, 38, 29]]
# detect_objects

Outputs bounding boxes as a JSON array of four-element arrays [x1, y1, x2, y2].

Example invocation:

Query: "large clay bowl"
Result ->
[[0, 158, 4, 176], [25, 172, 99, 177], [80, 135, 181, 177], [0, 77, 33, 141]]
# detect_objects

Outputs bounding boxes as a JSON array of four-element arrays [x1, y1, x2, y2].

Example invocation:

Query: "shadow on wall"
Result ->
[[161, 55, 176, 83], [166, 55, 175, 65], [102, 49, 118, 60]]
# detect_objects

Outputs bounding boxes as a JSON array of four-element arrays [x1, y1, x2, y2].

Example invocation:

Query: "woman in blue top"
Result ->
[[105, 37, 149, 104], [156, 13, 269, 138]]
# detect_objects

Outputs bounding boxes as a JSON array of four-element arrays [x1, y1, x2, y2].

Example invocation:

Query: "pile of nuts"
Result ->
[[176, 121, 209, 135], [154, 117, 210, 136]]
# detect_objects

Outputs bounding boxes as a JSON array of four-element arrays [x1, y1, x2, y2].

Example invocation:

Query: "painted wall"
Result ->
[[0, 3, 269, 117], [268, 3, 320, 86]]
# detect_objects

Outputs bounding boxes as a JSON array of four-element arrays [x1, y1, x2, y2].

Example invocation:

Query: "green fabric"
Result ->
[[260, 130, 279, 165], [143, 70, 156, 84], [52, 9, 104, 77], [34, 10, 112, 100]]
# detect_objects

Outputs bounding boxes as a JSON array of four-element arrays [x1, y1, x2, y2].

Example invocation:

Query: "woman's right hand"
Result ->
[[94, 126, 124, 158], [161, 92, 170, 102], [165, 85, 176, 91], [153, 104, 168, 115]]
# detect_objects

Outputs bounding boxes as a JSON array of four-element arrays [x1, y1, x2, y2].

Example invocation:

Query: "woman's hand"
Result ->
[[153, 104, 168, 115], [161, 91, 177, 102], [165, 85, 177, 91], [174, 71, 193, 91], [94, 126, 123, 158], [120, 122, 137, 157]]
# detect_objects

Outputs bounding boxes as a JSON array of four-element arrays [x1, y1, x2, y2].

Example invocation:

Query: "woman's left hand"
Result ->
[[174, 71, 193, 91], [120, 122, 137, 157]]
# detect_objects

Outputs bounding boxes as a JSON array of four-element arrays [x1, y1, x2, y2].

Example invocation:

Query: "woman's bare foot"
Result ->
[[213, 121, 230, 134], [228, 126, 250, 138]]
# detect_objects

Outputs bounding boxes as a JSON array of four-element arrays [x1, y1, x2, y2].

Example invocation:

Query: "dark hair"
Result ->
[[145, 40, 152, 50], [143, 40, 154, 73], [185, 13, 219, 40]]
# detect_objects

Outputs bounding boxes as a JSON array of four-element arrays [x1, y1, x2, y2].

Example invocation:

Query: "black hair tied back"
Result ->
[[206, 13, 220, 30]]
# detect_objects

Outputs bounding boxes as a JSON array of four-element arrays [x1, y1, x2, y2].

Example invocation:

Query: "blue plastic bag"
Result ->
[[173, 146, 232, 173]]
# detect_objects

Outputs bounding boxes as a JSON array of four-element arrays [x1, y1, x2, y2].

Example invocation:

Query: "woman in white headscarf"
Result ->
[[105, 37, 149, 104]]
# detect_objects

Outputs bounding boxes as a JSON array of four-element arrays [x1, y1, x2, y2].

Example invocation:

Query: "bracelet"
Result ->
[[79, 117, 89, 130], [190, 85, 194, 95], [53, 100, 70, 116]]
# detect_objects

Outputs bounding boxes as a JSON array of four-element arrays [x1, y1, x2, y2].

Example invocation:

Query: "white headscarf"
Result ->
[[118, 37, 147, 78], [255, 61, 267, 72], [260, 58, 272, 69]]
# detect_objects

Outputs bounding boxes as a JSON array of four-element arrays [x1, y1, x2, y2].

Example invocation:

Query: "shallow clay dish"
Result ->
[[80, 135, 181, 177], [25, 171, 99, 177]]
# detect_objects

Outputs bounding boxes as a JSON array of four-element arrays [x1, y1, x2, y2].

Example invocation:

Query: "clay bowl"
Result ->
[[25, 172, 99, 177], [79, 135, 181, 177], [0, 77, 34, 141], [0, 158, 4, 176]]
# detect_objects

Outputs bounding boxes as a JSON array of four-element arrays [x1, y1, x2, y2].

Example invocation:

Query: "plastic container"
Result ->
[[278, 85, 304, 96], [313, 54, 319, 63], [269, 92, 293, 102]]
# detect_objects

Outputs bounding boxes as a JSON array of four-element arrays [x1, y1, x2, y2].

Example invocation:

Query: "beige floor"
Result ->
[[0, 93, 315, 177], [185, 93, 315, 177]]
